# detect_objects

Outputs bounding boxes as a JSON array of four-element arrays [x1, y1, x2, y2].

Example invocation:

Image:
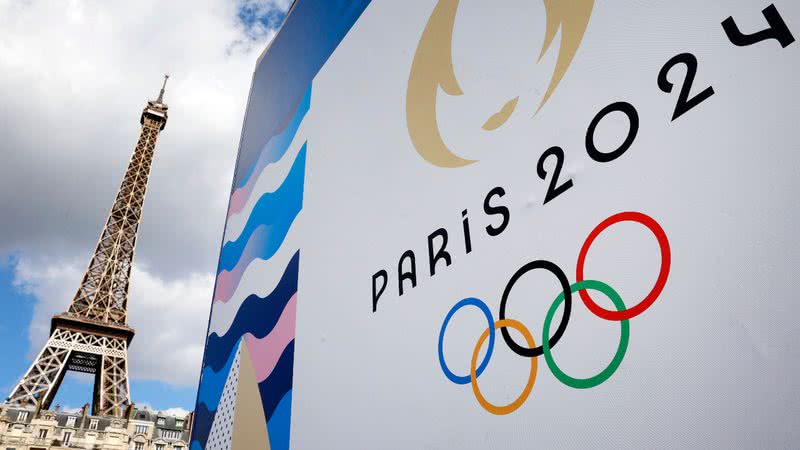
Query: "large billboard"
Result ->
[[192, 1, 800, 448]]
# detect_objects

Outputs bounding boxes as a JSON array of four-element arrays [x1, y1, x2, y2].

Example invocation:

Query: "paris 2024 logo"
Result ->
[[401, 0, 673, 416]]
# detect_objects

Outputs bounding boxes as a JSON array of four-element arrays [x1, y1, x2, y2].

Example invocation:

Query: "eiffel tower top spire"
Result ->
[[156, 74, 169, 104]]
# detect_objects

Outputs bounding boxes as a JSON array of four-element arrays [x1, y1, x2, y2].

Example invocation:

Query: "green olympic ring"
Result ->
[[542, 279, 630, 389]]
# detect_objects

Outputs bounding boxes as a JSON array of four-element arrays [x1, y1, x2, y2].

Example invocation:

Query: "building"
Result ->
[[0, 404, 191, 450]]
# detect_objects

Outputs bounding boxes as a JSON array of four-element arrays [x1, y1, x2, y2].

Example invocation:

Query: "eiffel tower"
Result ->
[[6, 76, 170, 417]]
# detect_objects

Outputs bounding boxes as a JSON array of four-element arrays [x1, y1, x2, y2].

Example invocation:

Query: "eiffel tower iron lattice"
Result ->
[[6, 76, 170, 417]]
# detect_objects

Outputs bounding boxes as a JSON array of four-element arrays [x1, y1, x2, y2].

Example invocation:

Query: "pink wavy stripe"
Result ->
[[228, 179, 256, 218], [214, 225, 270, 303], [244, 293, 298, 383]]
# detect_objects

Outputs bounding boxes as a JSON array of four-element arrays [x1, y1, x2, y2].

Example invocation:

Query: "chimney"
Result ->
[[125, 403, 136, 421], [186, 411, 194, 435], [79, 402, 89, 428]]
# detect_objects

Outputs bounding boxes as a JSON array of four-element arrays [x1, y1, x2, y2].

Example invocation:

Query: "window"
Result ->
[[175, 420, 184, 428], [135, 424, 149, 434], [162, 430, 181, 440], [16, 411, 28, 422], [62, 431, 72, 446], [38, 428, 48, 439], [134, 442, 144, 450], [157, 417, 166, 426], [173, 446, 183, 450], [65, 416, 76, 428], [89, 419, 98, 430], [156, 444, 165, 450]]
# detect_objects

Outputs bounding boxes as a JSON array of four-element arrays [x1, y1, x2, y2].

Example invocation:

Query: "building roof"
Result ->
[[0, 403, 191, 440]]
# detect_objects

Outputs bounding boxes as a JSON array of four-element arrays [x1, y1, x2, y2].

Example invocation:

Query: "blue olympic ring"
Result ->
[[438, 297, 495, 385]]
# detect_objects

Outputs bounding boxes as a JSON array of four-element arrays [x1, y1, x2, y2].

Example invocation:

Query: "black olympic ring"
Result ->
[[499, 260, 572, 358]]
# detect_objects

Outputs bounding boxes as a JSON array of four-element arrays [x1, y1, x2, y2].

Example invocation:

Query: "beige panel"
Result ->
[[231, 341, 270, 450]]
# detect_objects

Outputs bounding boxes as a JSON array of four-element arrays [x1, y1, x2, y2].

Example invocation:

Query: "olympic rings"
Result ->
[[437, 210, 670, 414], [576, 211, 671, 321], [542, 280, 629, 389], [438, 297, 496, 385], [471, 319, 537, 415], [499, 260, 572, 358]]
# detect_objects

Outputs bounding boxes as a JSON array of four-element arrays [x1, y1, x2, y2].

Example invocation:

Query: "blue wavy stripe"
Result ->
[[205, 253, 298, 372], [220, 144, 306, 273], [191, 401, 214, 449], [259, 339, 294, 423], [237, 86, 311, 189], [267, 390, 292, 450], [196, 342, 238, 412]]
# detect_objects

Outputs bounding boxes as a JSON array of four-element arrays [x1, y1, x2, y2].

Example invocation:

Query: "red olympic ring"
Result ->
[[576, 211, 671, 321]]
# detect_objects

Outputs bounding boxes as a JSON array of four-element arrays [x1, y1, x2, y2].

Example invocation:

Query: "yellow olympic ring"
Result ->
[[470, 319, 538, 415]]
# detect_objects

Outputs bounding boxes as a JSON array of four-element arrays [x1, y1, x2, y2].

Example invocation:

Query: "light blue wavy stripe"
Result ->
[[267, 389, 292, 450], [196, 340, 238, 412], [219, 145, 306, 273]]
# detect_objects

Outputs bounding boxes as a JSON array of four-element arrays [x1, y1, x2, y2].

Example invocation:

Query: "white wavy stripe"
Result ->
[[224, 120, 308, 244], [209, 220, 302, 337]]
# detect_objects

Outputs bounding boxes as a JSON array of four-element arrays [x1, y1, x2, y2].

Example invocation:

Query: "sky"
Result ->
[[0, 0, 292, 414]]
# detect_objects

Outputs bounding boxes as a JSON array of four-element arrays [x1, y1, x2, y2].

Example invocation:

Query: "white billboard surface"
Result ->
[[192, 1, 800, 449]]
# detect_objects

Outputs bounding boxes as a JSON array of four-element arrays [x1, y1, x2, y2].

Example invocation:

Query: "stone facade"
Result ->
[[0, 405, 191, 450]]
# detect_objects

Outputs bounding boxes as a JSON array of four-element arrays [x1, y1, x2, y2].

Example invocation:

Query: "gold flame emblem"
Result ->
[[406, 0, 595, 168]]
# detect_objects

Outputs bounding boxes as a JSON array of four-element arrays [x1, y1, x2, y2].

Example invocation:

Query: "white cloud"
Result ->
[[125, 265, 213, 387], [0, 0, 291, 403], [238, 0, 295, 39], [136, 403, 192, 418], [0, 0, 288, 278], [157, 407, 192, 418]]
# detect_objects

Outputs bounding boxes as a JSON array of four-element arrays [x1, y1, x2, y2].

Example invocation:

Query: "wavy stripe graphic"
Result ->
[[266, 390, 292, 450], [244, 293, 297, 382], [211, 227, 300, 325], [231, 85, 311, 206], [191, 401, 215, 449], [196, 342, 239, 412], [215, 224, 270, 303], [258, 340, 294, 423], [193, 2, 374, 448], [205, 253, 299, 372], [228, 0, 370, 190], [218, 144, 306, 275], [225, 139, 307, 243]]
